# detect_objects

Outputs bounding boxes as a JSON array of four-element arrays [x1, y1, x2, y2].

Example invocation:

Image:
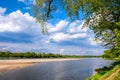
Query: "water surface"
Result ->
[[0, 58, 113, 80]]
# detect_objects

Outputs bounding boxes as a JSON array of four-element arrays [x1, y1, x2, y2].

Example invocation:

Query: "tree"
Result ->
[[33, 0, 120, 57]]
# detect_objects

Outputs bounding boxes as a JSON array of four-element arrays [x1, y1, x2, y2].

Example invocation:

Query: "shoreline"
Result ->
[[0, 58, 81, 73]]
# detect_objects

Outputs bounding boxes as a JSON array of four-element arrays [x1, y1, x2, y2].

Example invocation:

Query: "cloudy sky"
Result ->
[[0, 0, 104, 55]]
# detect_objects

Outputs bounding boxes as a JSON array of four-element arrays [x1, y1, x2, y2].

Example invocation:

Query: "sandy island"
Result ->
[[0, 58, 81, 73]]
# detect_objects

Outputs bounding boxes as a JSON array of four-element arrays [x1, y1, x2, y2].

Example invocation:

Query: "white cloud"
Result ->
[[18, 0, 24, 2], [18, 0, 35, 4], [0, 9, 104, 55], [48, 20, 69, 33], [49, 32, 87, 42], [23, 7, 31, 9], [50, 32, 69, 42], [60, 48, 65, 53], [0, 42, 42, 52], [68, 20, 88, 33], [48, 20, 88, 42], [70, 33, 87, 38], [0, 10, 39, 33], [88, 38, 102, 45], [0, 7, 6, 15]]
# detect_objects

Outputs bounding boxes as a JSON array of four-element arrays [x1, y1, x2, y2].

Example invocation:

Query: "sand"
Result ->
[[0, 58, 80, 73]]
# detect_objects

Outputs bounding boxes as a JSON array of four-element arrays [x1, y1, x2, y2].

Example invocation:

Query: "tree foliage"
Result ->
[[0, 51, 63, 58], [33, 0, 120, 58], [0, 51, 100, 58]]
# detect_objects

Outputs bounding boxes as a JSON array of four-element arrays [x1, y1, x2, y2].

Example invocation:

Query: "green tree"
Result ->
[[33, 0, 120, 46], [33, 0, 120, 58]]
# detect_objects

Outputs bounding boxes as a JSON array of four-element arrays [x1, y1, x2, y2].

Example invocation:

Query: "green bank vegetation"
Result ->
[[88, 60, 120, 80], [0, 51, 63, 58], [88, 49, 120, 80]]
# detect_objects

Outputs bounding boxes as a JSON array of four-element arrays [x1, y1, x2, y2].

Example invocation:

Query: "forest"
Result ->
[[0, 51, 99, 58]]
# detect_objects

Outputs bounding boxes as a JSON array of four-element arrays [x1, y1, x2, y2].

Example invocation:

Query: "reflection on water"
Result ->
[[0, 58, 113, 80]]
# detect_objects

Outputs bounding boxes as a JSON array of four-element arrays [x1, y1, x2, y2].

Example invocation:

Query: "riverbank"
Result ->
[[0, 58, 81, 73], [88, 60, 120, 80]]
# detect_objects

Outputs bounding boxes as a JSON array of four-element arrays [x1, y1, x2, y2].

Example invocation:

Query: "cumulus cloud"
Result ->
[[0, 9, 51, 53], [0, 7, 6, 15], [48, 20, 88, 43], [48, 20, 69, 33], [46, 19, 104, 55], [68, 20, 88, 33], [0, 9, 104, 55], [49, 32, 87, 42], [50, 32, 69, 42], [0, 10, 40, 33], [0, 9, 43, 45]]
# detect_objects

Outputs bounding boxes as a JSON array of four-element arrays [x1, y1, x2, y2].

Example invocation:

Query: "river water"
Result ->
[[0, 58, 113, 80]]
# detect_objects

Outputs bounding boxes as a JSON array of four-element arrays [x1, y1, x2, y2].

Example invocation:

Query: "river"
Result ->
[[0, 58, 114, 80]]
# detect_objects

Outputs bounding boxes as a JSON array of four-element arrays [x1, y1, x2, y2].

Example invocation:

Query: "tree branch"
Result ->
[[47, 0, 53, 17]]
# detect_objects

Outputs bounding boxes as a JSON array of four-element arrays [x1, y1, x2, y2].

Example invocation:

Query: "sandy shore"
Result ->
[[0, 58, 80, 73]]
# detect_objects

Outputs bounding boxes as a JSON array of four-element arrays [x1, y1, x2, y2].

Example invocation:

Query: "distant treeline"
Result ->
[[0, 51, 63, 58], [0, 51, 100, 58]]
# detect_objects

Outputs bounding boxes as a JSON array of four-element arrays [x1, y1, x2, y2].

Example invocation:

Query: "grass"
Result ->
[[110, 70, 120, 80], [87, 60, 120, 80], [99, 65, 120, 80]]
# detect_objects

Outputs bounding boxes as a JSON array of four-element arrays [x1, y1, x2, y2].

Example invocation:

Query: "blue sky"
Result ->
[[0, 0, 104, 55]]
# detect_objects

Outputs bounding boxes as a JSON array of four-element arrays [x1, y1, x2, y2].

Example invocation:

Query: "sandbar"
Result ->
[[0, 58, 81, 73]]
